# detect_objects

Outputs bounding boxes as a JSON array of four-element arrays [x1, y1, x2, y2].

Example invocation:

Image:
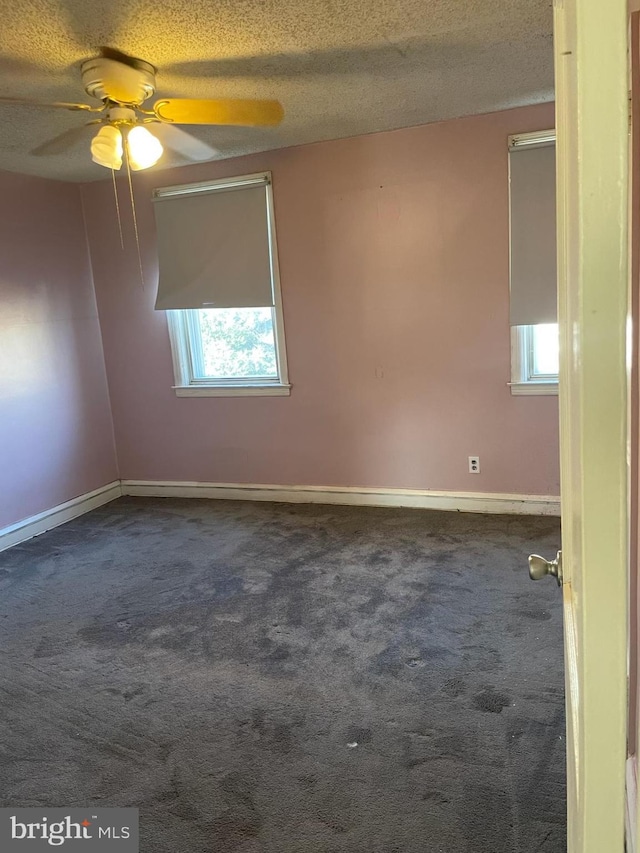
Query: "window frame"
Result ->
[[510, 325, 559, 396], [508, 128, 558, 397], [162, 172, 291, 398]]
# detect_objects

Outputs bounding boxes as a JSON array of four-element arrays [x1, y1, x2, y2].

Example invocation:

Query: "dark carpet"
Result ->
[[0, 498, 566, 852]]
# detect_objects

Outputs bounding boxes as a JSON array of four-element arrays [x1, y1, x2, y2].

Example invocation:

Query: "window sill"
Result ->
[[509, 381, 558, 396], [173, 384, 291, 398]]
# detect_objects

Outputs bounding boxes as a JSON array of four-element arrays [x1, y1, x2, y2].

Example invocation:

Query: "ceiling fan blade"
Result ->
[[0, 96, 103, 112], [149, 123, 219, 161], [31, 122, 101, 156], [153, 98, 284, 127]]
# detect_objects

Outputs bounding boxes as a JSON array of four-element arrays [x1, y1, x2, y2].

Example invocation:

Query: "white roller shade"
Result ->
[[509, 140, 557, 326], [153, 175, 274, 310]]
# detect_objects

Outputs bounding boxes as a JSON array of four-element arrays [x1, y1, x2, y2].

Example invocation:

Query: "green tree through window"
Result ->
[[198, 307, 278, 379]]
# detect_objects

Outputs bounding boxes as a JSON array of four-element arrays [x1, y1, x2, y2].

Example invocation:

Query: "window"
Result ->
[[511, 323, 559, 395], [508, 130, 558, 396], [152, 172, 290, 397]]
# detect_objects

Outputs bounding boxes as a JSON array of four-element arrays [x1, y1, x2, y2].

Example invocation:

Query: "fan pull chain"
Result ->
[[124, 138, 145, 291], [111, 168, 125, 251]]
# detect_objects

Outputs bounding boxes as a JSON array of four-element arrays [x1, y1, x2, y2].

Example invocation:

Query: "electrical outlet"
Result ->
[[468, 456, 480, 474]]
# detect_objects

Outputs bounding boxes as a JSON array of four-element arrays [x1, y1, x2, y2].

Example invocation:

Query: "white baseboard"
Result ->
[[121, 480, 561, 516], [0, 481, 122, 553], [628, 755, 637, 853], [0, 479, 558, 555]]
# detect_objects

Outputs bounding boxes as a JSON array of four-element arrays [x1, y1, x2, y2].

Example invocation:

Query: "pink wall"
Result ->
[[0, 171, 118, 528], [82, 102, 559, 495]]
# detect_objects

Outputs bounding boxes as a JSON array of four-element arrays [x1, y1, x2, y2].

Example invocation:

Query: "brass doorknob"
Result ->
[[528, 551, 563, 586]]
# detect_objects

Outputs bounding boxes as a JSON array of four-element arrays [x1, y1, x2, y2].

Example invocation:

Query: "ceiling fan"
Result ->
[[0, 48, 285, 171]]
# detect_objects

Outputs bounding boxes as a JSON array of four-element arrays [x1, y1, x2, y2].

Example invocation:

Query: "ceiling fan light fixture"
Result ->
[[126, 125, 163, 171], [2, 49, 283, 173], [91, 124, 123, 170]]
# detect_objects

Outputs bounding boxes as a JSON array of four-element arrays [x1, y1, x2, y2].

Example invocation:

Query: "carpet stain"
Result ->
[[473, 687, 512, 714]]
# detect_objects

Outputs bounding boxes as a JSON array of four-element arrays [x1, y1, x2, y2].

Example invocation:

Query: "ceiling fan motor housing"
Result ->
[[81, 56, 157, 106], [106, 105, 138, 125]]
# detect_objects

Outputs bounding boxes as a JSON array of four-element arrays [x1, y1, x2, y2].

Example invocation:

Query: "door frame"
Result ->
[[553, 0, 630, 849], [628, 6, 640, 853]]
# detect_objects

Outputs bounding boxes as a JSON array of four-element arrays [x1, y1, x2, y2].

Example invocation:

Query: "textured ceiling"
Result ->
[[0, 0, 554, 182]]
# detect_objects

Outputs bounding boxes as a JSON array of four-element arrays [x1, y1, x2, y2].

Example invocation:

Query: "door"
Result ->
[[535, 0, 630, 850]]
